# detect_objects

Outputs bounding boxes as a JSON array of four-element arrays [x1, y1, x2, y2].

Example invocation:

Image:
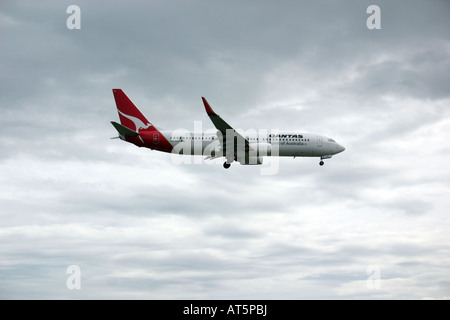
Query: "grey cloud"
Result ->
[[1, 0, 450, 300]]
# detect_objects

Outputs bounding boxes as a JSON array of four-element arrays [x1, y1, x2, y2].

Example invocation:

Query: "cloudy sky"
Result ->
[[1, 0, 449, 299]]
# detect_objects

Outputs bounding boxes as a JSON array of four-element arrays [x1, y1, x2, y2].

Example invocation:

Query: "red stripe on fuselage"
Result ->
[[137, 129, 173, 153]]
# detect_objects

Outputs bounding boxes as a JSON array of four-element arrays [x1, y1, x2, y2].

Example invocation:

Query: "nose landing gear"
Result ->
[[319, 155, 332, 166]]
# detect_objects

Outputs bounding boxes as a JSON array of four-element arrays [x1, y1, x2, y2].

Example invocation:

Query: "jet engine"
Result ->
[[248, 143, 272, 156], [237, 156, 263, 165]]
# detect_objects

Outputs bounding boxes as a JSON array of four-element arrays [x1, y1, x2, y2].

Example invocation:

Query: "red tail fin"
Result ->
[[112, 89, 156, 133], [111, 89, 174, 153]]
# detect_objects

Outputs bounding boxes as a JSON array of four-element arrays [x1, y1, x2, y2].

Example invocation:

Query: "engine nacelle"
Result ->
[[209, 146, 222, 157], [237, 156, 263, 165], [203, 139, 222, 158], [248, 143, 272, 156]]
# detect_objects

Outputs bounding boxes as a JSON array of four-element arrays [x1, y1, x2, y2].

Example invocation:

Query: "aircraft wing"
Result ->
[[201, 97, 250, 147], [201, 97, 253, 160]]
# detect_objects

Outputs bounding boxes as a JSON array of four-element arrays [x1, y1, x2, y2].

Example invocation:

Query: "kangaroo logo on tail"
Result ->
[[117, 110, 152, 133], [112, 89, 175, 153]]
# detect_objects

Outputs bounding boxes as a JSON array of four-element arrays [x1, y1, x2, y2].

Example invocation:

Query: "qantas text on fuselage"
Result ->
[[110, 89, 345, 169]]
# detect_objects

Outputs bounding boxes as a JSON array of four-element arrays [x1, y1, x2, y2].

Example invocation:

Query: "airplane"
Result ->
[[110, 89, 345, 169]]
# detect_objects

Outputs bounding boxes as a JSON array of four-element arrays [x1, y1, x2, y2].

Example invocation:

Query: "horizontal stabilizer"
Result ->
[[111, 121, 139, 137]]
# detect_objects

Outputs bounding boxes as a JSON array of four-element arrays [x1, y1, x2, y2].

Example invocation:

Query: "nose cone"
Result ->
[[336, 143, 345, 154]]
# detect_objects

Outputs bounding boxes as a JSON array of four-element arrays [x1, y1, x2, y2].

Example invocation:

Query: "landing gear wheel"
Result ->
[[319, 161, 324, 166], [223, 162, 231, 169]]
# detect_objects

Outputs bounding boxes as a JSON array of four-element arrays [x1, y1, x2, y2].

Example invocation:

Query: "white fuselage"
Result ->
[[164, 131, 345, 158]]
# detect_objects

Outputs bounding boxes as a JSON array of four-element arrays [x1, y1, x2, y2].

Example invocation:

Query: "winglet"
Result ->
[[202, 97, 216, 116]]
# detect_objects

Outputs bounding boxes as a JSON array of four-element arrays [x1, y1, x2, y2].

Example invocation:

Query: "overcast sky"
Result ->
[[1, 0, 449, 299]]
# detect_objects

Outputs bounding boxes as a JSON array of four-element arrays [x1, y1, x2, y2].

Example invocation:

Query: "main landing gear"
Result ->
[[223, 162, 231, 169], [319, 160, 324, 166]]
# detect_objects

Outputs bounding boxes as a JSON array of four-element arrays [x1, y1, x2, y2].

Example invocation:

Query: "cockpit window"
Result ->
[[328, 139, 335, 143]]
